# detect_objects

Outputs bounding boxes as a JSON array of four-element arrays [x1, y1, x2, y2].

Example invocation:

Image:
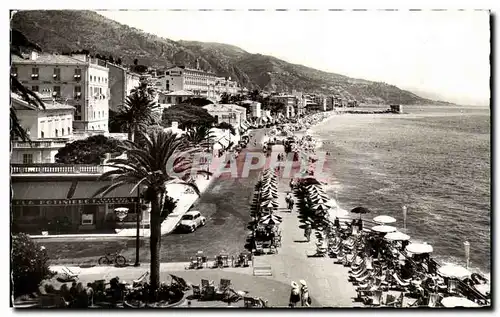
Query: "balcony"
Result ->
[[11, 164, 104, 175], [11, 139, 69, 149]]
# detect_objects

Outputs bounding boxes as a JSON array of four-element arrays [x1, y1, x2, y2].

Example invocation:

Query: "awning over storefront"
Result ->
[[11, 180, 139, 206], [12, 181, 73, 200]]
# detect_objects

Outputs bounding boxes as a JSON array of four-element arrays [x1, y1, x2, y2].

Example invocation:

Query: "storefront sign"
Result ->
[[12, 197, 138, 206]]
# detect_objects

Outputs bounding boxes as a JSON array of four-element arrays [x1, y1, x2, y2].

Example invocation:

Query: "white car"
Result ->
[[179, 211, 206, 232]]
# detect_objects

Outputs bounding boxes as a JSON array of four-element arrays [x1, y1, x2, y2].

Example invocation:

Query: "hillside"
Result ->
[[12, 10, 439, 105]]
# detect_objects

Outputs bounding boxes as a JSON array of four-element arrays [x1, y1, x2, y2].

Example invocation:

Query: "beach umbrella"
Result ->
[[385, 231, 411, 241], [406, 243, 433, 254], [260, 214, 282, 223], [373, 215, 397, 224], [350, 206, 371, 219], [441, 297, 480, 308], [311, 204, 330, 212], [310, 196, 329, 204], [260, 200, 279, 208], [259, 218, 279, 226], [437, 264, 471, 280], [371, 225, 397, 233]]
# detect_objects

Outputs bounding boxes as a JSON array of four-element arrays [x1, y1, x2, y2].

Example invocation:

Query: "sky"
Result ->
[[97, 10, 490, 105]]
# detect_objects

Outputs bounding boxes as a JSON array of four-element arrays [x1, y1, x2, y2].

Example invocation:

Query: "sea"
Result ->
[[309, 105, 491, 275]]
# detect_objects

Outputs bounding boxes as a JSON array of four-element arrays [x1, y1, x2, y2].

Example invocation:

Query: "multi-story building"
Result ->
[[158, 90, 194, 105], [152, 66, 240, 100], [12, 52, 110, 132], [271, 95, 297, 117], [203, 104, 247, 132], [10, 93, 74, 164], [107, 63, 141, 112]]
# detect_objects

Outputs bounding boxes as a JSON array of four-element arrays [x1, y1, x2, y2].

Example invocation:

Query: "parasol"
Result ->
[[441, 296, 480, 308], [371, 225, 397, 233], [259, 218, 279, 226], [373, 215, 397, 224], [406, 243, 433, 254], [260, 200, 279, 208], [260, 214, 282, 223], [437, 264, 471, 279], [385, 231, 411, 241], [350, 206, 371, 219]]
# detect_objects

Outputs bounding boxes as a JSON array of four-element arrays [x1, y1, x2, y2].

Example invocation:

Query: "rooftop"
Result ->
[[12, 54, 87, 65], [11, 93, 75, 111]]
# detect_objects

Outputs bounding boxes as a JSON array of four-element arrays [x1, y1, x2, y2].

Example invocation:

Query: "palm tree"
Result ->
[[184, 125, 214, 150], [93, 130, 210, 295], [110, 93, 160, 142]]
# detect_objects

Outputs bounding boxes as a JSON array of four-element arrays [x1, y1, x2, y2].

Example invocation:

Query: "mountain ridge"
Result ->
[[11, 10, 452, 105]]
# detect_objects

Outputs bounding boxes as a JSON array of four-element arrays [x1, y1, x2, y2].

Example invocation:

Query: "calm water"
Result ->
[[310, 105, 491, 273]]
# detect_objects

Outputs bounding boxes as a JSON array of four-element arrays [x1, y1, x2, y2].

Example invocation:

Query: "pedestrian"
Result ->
[[304, 223, 312, 242], [289, 281, 301, 308], [299, 280, 311, 307], [86, 283, 94, 307], [289, 179, 294, 191]]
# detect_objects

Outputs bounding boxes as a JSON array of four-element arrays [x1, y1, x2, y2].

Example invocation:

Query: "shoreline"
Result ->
[[300, 111, 491, 278]]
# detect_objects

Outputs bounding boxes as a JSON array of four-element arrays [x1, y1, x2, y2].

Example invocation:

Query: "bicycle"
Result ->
[[98, 252, 127, 266]]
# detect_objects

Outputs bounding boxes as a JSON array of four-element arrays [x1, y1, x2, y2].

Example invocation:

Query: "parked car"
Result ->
[[178, 211, 206, 232]]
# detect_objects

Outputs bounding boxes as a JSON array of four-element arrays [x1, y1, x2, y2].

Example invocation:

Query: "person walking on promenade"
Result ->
[[289, 281, 301, 308], [285, 192, 294, 212], [304, 223, 312, 242], [299, 280, 311, 307]]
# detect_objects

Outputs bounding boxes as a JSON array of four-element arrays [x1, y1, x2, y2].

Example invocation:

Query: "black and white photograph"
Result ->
[[8, 6, 492, 309]]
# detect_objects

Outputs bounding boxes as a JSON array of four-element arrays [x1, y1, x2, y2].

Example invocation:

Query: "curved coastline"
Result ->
[[299, 108, 490, 279]]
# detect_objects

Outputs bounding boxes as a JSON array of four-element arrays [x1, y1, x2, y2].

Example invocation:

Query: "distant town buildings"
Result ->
[[12, 52, 110, 132], [11, 93, 75, 164], [203, 103, 248, 132]]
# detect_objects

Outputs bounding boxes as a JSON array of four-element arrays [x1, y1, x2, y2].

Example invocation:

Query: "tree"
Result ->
[[93, 130, 210, 295], [109, 93, 160, 142], [219, 92, 230, 104], [134, 58, 139, 66], [117, 58, 122, 65], [162, 104, 215, 130], [10, 29, 45, 142], [55, 135, 123, 164], [216, 122, 236, 135], [130, 82, 157, 102], [183, 97, 212, 107], [248, 89, 261, 102], [184, 125, 214, 149], [108, 55, 114, 64], [12, 233, 54, 297]]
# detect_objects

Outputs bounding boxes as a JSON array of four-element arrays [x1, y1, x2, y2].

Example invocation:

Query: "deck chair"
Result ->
[[61, 267, 79, 281], [133, 271, 149, 287], [215, 279, 232, 299], [170, 274, 190, 291]]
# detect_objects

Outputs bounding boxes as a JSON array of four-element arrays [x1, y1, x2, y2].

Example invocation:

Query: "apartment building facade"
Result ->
[[12, 53, 110, 132], [107, 63, 141, 112], [271, 95, 297, 118], [11, 93, 74, 164], [152, 66, 239, 99]]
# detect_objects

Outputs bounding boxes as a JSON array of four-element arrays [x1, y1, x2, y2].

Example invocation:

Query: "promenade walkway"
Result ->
[[252, 145, 359, 307]]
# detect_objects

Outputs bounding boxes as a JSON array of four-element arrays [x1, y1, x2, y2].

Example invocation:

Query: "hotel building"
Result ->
[[12, 52, 110, 132]]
